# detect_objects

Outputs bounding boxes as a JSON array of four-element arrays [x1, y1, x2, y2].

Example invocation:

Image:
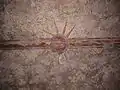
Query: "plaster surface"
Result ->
[[0, 0, 120, 90]]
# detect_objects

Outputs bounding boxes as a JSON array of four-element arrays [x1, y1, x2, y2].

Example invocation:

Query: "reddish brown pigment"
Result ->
[[50, 35, 68, 54]]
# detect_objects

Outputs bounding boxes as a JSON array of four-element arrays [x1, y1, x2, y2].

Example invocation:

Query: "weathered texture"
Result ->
[[0, 0, 120, 90]]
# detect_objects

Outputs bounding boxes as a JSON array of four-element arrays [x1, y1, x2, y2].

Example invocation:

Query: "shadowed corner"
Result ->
[[112, 1, 120, 89], [0, 0, 14, 15], [0, 0, 5, 12], [113, 0, 120, 34], [0, 0, 6, 40], [113, 0, 120, 13], [0, 4, 6, 89], [0, 68, 49, 90]]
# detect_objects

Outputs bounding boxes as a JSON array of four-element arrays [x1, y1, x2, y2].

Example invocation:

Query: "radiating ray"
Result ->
[[54, 19, 59, 34], [62, 20, 67, 35], [42, 29, 55, 36], [66, 25, 76, 38]]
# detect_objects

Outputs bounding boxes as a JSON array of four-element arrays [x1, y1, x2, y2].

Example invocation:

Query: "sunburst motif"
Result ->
[[42, 20, 75, 54]]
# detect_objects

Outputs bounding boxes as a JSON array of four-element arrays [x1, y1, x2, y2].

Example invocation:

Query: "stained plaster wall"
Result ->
[[0, 0, 120, 90]]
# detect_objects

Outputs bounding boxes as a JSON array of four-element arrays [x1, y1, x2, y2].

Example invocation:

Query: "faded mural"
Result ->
[[0, 0, 120, 90]]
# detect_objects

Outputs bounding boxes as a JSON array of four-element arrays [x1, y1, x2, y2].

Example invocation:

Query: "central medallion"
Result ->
[[50, 35, 68, 54]]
